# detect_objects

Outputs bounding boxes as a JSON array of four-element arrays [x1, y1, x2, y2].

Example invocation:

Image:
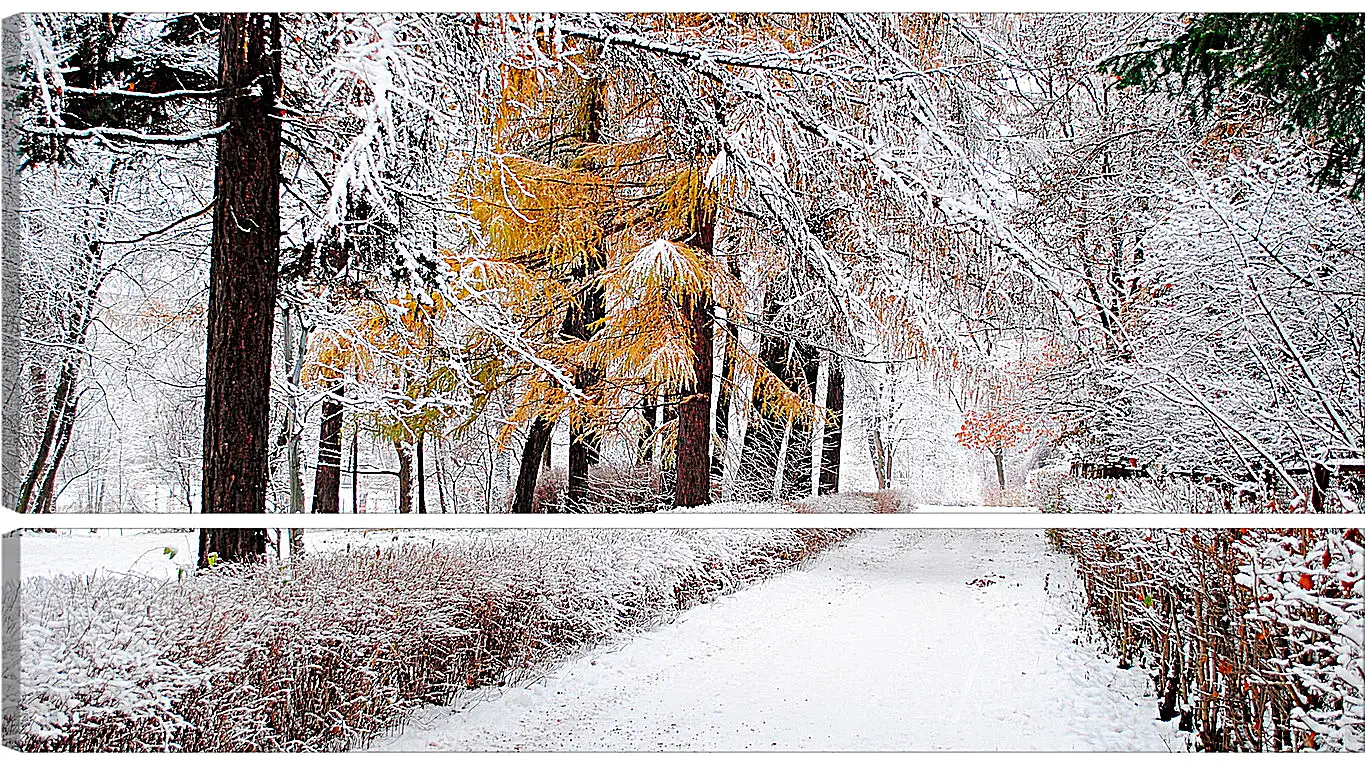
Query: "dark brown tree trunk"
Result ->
[[197, 527, 266, 568], [310, 383, 344, 514], [675, 295, 714, 507], [512, 417, 552, 514], [416, 433, 427, 514], [199, 14, 279, 566], [199, 13, 280, 564], [675, 209, 717, 508], [568, 427, 595, 512], [349, 420, 359, 514], [780, 342, 818, 500], [993, 447, 1006, 490], [434, 439, 449, 514], [818, 358, 845, 496], [542, 428, 552, 470], [639, 403, 656, 464], [395, 440, 413, 513], [34, 389, 78, 515], [1309, 461, 1330, 513]]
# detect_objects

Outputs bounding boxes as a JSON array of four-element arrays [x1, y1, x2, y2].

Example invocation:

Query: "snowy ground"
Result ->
[[11, 529, 199, 580], [371, 529, 1189, 752]]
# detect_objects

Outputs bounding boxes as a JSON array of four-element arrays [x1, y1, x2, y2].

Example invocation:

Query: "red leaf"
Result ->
[[1298, 574, 1314, 590]]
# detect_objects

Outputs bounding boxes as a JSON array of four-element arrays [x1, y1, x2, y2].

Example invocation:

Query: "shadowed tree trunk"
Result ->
[[818, 357, 845, 496], [416, 433, 427, 514], [395, 439, 413, 513], [197, 528, 267, 568], [311, 383, 344, 513], [780, 341, 818, 500], [512, 417, 552, 513], [675, 212, 716, 508], [639, 402, 657, 464], [735, 297, 790, 501], [199, 13, 280, 565]]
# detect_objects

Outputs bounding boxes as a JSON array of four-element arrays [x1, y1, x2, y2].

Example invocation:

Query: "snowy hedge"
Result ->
[[1052, 527, 1364, 751], [6, 528, 855, 751]]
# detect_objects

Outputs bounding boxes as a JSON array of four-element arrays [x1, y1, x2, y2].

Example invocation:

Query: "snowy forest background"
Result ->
[[4, 11, 1361, 519]]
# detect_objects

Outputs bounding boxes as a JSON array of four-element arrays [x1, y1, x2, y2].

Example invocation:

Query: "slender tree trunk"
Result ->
[[395, 440, 413, 514], [711, 319, 735, 493], [416, 433, 427, 514], [639, 403, 656, 464], [512, 417, 552, 514], [993, 447, 1006, 490], [16, 359, 76, 513], [283, 309, 305, 515], [542, 428, 552, 470], [434, 439, 449, 514], [736, 301, 791, 501], [868, 418, 890, 491], [349, 419, 359, 514], [199, 13, 280, 565], [17, 164, 117, 514], [34, 385, 78, 514], [818, 358, 845, 496], [780, 342, 818, 500], [311, 383, 344, 513]]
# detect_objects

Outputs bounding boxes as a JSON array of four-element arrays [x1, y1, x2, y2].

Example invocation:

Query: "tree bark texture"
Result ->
[[674, 211, 716, 508], [395, 440, 413, 513], [310, 383, 344, 513], [512, 417, 552, 514], [200, 12, 281, 525], [818, 357, 845, 496], [779, 341, 818, 500]]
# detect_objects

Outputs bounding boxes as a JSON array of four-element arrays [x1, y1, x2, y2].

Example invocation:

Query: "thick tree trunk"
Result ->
[[395, 440, 413, 513], [818, 358, 845, 496], [197, 528, 266, 568], [199, 14, 280, 565], [311, 383, 344, 514], [675, 209, 717, 508], [512, 417, 552, 514], [568, 427, 594, 512], [675, 295, 715, 507]]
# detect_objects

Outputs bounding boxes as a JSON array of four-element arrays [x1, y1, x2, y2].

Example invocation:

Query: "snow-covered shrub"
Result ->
[[9, 528, 856, 752], [1026, 465, 1070, 513], [1051, 527, 1363, 751], [522, 462, 669, 513]]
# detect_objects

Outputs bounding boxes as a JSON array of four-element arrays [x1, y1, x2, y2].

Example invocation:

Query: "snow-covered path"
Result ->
[[374, 530, 1189, 752]]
